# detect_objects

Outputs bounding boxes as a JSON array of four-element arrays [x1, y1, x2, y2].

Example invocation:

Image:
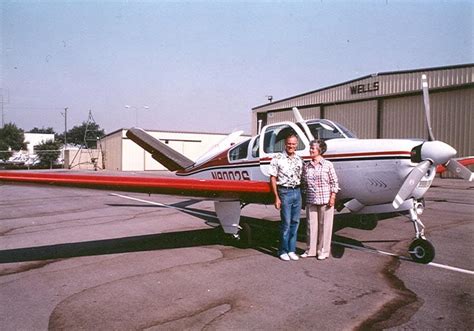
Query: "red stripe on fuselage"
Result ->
[[178, 150, 413, 175], [259, 150, 412, 162]]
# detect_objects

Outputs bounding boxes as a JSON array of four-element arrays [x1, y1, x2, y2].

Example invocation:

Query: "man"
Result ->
[[269, 134, 303, 261]]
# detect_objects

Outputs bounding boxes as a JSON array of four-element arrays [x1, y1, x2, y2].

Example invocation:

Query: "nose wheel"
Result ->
[[409, 238, 435, 264]]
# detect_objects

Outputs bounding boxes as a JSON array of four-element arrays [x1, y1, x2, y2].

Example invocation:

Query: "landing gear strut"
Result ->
[[225, 222, 252, 248], [407, 202, 435, 264], [236, 222, 252, 248]]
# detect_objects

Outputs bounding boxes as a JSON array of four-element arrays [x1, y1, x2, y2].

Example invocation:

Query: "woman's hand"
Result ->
[[328, 194, 336, 207]]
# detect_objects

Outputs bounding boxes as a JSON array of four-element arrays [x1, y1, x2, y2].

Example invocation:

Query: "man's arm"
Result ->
[[270, 175, 281, 210]]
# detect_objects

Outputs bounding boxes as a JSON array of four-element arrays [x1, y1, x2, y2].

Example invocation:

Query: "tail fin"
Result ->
[[126, 128, 194, 171]]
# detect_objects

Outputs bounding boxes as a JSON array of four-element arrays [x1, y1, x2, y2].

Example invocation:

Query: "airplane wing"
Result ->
[[436, 156, 474, 175], [0, 171, 273, 203]]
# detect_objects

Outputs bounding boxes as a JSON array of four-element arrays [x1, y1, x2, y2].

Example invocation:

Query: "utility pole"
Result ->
[[64, 107, 68, 146], [61, 107, 68, 168], [1, 93, 4, 129], [0, 89, 9, 129]]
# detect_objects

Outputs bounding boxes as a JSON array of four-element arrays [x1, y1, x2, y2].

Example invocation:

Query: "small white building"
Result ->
[[100, 129, 249, 171], [24, 133, 55, 154]]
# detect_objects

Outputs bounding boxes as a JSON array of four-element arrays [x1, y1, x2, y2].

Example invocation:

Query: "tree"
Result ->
[[0, 123, 25, 160], [29, 127, 55, 134], [66, 122, 105, 148], [35, 140, 61, 168]]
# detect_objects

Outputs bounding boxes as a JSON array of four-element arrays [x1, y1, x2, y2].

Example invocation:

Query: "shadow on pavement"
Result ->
[[0, 204, 402, 263]]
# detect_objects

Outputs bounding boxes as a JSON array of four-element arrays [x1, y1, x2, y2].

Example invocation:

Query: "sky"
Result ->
[[1, 1, 472, 135]]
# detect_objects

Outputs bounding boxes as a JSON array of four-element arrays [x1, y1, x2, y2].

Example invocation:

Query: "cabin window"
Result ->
[[307, 121, 355, 140], [263, 124, 305, 153], [228, 139, 250, 161]]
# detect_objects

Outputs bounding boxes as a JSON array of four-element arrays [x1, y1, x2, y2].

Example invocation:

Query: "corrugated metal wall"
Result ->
[[382, 95, 426, 139], [325, 100, 378, 139], [301, 106, 321, 121], [431, 88, 473, 157], [381, 88, 473, 157], [266, 106, 321, 126]]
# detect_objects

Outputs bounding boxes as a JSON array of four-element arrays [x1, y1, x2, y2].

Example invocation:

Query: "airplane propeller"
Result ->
[[392, 75, 473, 209]]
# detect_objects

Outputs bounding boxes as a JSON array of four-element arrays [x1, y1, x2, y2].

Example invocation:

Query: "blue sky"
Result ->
[[1, 1, 472, 135]]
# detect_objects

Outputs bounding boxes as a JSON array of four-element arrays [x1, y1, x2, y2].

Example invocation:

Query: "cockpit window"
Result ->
[[307, 120, 356, 140], [263, 124, 305, 153], [229, 139, 250, 161]]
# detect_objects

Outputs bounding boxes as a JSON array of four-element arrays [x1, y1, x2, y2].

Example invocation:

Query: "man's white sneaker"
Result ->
[[300, 252, 309, 258], [279, 253, 290, 261], [288, 252, 299, 261]]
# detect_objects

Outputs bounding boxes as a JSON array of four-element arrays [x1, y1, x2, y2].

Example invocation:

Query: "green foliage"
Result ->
[[29, 127, 55, 134], [0, 140, 12, 161], [0, 123, 25, 160], [67, 122, 105, 148], [55, 132, 65, 144], [35, 140, 62, 168], [0, 123, 25, 150]]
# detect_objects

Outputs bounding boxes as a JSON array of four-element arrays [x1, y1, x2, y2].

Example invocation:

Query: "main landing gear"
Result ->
[[221, 222, 252, 248], [235, 222, 252, 248], [407, 200, 435, 264]]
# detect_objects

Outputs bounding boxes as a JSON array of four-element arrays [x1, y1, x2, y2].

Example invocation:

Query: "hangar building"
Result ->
[[252, 64, 473, 173], [100, 129, 249, 171]]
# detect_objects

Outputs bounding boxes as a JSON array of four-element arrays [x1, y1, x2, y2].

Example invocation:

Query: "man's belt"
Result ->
[[277, 185, 300, 189]]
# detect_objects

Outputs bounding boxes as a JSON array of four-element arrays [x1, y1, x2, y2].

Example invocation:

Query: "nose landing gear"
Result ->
[[407, 201, 435, 264]]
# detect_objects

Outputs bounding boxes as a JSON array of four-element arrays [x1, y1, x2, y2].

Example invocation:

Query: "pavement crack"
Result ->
[[0, 209, 158, 237], [355, 256, 423, 330], [143, 301, 233, 330], [0, 259, 60, 277]]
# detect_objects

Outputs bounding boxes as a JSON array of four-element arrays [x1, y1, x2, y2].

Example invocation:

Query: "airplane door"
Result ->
[[259, 122, 309, 177]]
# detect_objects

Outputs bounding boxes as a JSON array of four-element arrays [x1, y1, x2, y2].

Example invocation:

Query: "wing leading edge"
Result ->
[[0, 171, 273, 203]]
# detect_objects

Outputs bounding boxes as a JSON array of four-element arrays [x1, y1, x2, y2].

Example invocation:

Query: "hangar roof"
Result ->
[[253, 63, 473, 113]]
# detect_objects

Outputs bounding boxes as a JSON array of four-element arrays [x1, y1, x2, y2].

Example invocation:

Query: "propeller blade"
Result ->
[[393, 160, 432, 209], [446, 159, 474, 181], [421, 74, 436, 141]]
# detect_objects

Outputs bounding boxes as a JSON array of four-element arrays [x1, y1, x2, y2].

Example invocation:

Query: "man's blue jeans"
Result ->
[[278, 186, 301, 254]]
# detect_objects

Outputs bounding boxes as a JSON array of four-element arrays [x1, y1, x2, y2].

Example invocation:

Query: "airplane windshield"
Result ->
[[307, 120, 356, 140]]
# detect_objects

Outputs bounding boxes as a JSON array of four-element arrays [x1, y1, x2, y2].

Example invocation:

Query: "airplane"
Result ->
[[0, 75, 472, 264]]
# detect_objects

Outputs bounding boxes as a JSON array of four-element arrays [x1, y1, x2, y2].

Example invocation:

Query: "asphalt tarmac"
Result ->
[[0, 175, 472, 330]]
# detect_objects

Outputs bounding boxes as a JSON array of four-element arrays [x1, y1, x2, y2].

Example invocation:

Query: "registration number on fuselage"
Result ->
[[211, 170, 251, 180]]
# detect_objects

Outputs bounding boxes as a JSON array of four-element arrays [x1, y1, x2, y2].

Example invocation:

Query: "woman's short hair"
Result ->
[[310, 139, 327, 155]]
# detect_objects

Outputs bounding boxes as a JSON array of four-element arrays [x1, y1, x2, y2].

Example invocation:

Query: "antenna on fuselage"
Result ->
[[292, 107, 314, 141]]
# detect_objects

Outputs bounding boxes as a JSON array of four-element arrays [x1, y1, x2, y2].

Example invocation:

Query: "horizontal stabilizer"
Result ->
[[126, 128, 194, 171]]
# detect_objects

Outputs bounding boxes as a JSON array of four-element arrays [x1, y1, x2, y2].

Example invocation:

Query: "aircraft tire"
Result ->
[[409, 238, 435, 264]]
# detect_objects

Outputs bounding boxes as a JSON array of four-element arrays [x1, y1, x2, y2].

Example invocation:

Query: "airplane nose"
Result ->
[[420, 141, 457, 165]]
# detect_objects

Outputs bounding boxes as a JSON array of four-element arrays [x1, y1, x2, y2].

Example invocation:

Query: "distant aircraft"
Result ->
[[1, 75, 472, 263]]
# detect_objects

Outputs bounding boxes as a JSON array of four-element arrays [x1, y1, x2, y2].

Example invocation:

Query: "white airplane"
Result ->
[[0, 75, 472, 263]]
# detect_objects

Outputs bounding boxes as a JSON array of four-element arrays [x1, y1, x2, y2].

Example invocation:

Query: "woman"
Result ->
[[301, 139, 339, 260]]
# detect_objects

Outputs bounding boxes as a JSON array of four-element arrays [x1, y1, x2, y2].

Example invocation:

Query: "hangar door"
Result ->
[[267, 106, 321, 125], [382, 88, 473, 157], [324, 100, 377, 139]]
